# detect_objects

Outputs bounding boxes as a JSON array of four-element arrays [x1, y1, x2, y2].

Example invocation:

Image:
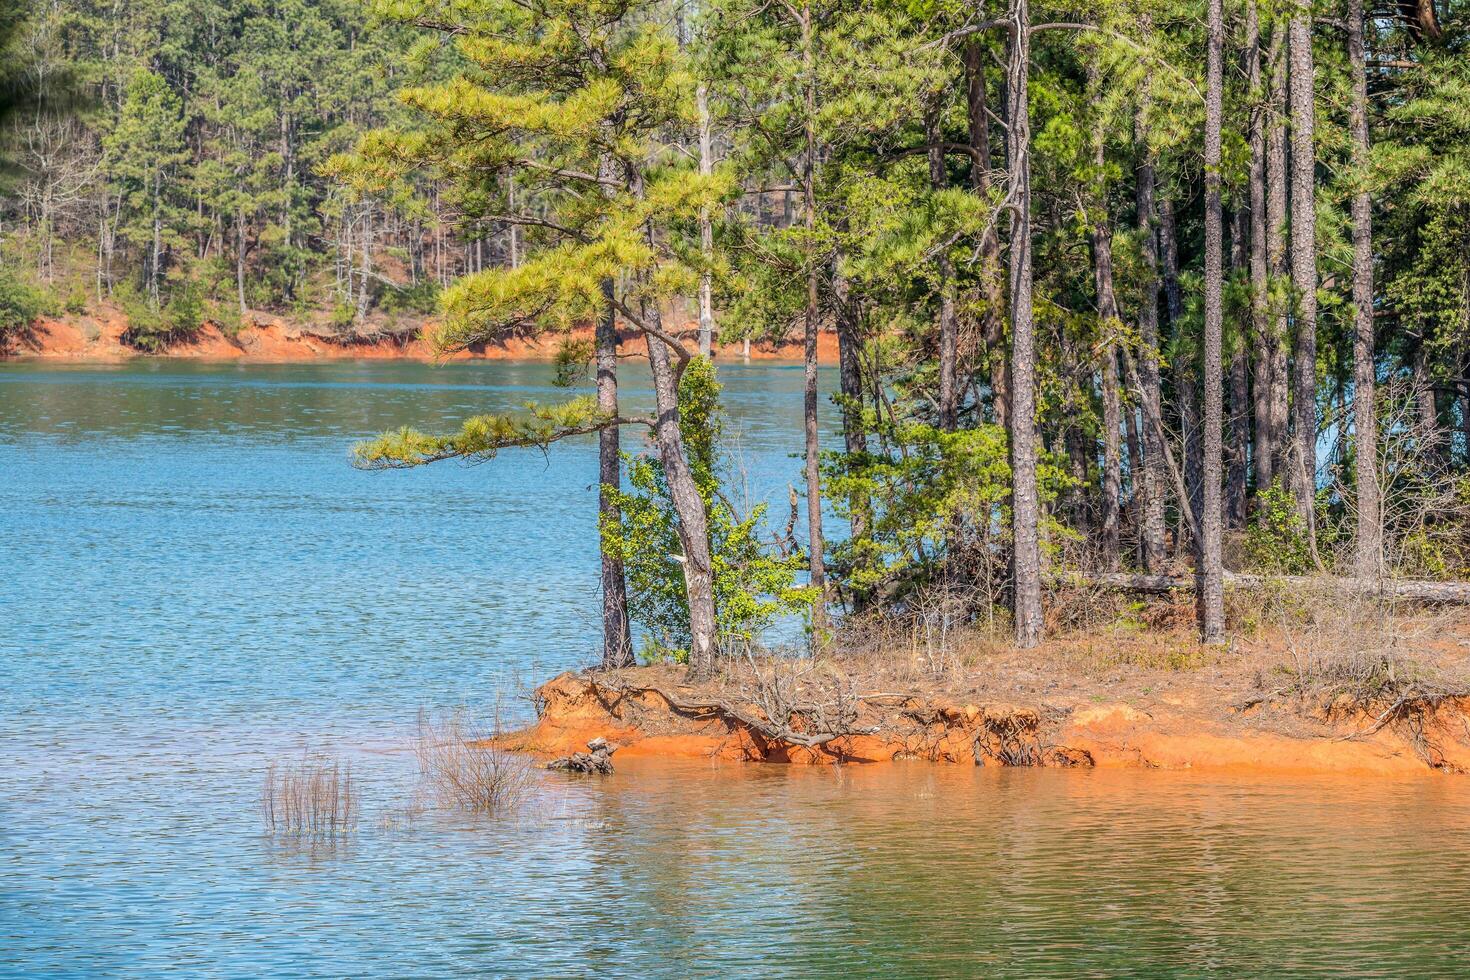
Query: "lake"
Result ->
[[4, 359, 1470, 977]]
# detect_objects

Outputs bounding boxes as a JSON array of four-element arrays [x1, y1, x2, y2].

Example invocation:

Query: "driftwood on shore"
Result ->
[[1086, 572, 1470, 605], [547, 737, 616, 774]]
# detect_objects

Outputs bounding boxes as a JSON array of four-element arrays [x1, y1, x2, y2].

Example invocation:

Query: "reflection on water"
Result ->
[[3, 360, 1470, 977]]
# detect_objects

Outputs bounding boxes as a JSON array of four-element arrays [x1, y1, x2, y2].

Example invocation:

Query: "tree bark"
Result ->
[[1135, 110, 1168, 574], [645, 313, 718, 676], [696, 82, 716, 357], [1247, 0, 1275, 497], [927, 106, 960, 431], [800, 3, 827, 639], [1199, 0, 1226, 643], [1228, 209, 1250, 529], [965, 40, 1009, 430], [597, 280, 633, 669], [1089, 121, 1123, 567], [236, 209, 248, 315], [1265, 38, 1292, 488], [593, 141, 629, 669], [833, 258, 871, 558], [354, 205, 373, 324], [1160, 193, 1200, 558], [1347, 0, 1381, 578], [1412, 339, 1442, 458], [1006, 0, 1043, 647], [1288, 0, 1319, 545]]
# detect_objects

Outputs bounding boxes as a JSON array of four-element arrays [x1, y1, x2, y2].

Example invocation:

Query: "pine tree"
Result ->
[[343, 0, 727, 674]]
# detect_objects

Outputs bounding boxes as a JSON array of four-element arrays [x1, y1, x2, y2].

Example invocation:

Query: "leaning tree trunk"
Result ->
[[645, 317, 719, 676], [927, 106, 960, 431], [597, 278, 633, 668], [1347, 0, 1381, 578], [1135, 107, 1168, 574], [1199, 0, 1226, 643], [1288, 0, 1319, 549], [1007, 0, 1043, 647], [799, 3, 828, 639]]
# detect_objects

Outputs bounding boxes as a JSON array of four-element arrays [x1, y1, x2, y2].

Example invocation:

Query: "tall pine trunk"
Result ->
[[1347, 0, 1381, 577], [1266, 40, 1292, 487], [696, 83, 715, 357], [1199, 0, 1226, 643], [236, 209, 248, 315], [927, 106, 960, 431], [597, 279, 633, 668], [1007, 0, 1043, 646], [965, 40, 1010, 430], [1161, 194, 1200, 558], [1089, 100, 1123, 567], [800, 3, 827, 638], [1247, 0, 1274, 498], [1228, 210, 1250, 529], [833, 259, 870, 566], [1135, 109, 1168, 573], [1288, 0, 1319, 547]]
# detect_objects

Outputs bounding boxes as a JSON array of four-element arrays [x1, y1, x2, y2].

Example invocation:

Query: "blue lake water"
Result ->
[[4, 359, 1470, 977]]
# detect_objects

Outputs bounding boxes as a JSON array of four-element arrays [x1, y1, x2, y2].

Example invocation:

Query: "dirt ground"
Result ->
[[511, 591, 1470, 776], [5, 306, 838, 363]]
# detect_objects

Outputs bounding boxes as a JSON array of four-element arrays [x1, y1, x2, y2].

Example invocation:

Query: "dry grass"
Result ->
[[414, 707, 535, 813], [261, 752, 358, 836]]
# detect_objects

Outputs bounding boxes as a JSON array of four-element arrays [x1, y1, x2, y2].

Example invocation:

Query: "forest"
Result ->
[[3, 0, 1470, 676]]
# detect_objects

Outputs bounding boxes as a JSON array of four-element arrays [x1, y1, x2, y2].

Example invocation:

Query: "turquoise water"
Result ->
[[4, 360, 1470, 977]]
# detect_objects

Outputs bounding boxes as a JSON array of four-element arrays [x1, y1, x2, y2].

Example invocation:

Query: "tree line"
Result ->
[[7, 0, 1470, 674], [0, 0, 535, 344]]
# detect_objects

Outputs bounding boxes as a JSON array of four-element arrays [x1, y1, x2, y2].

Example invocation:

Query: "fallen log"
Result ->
[[1084, 572, 1470, 605]]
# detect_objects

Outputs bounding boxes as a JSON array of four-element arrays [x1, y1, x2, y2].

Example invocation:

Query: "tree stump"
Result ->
[[547, 737, 616, 775]]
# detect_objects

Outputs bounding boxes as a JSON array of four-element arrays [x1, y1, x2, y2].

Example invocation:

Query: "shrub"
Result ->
[[120, 283, 206, 351], [414, 707, 533, 813], [329, 302, 356, 332], [378, 279, 440, 316], [1244, 481, 1314, 574], [822, 403, 1073, 611], [0, 270, 44, 343], [63, 284, 89, 315], [261, 753, 358, 836]]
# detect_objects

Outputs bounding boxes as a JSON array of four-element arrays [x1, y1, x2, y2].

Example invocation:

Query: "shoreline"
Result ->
[[3, 311, 840, 365], [506, 651, 1470, 778]]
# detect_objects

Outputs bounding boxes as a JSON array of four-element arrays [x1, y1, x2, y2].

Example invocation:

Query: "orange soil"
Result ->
[[6, 308, 839, 364], [508, 666, 1470, 778]]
